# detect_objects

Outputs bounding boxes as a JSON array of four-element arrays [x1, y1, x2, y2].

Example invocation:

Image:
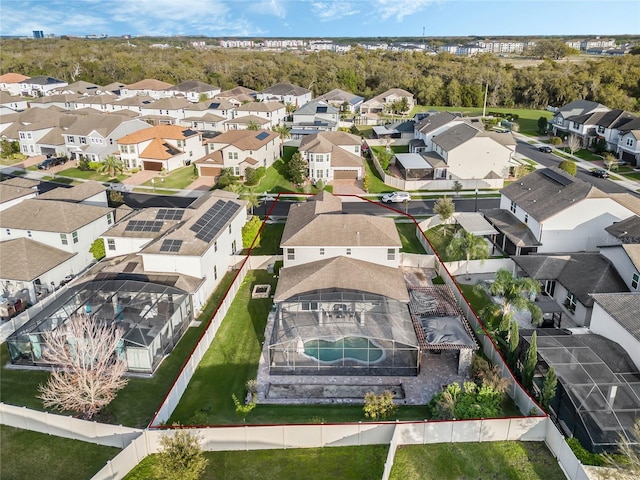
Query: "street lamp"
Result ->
[[474, 188, 479, 212]]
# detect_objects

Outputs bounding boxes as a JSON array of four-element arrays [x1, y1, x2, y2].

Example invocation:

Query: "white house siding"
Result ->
[[599, 247, 640, 292], [1, 256, 77, 303], [233, 107, 286, 125], [539, 199, 636, 253], [283, 246, 399, 268], [81, 191, 109, 207], [19, 127, 53, 157], [103, 237, 152, 259], [590, 303, 640, 370], [548, 282, 590, 327], [499, 195, 543, 241], [0, 192, 38, 212], [446, 138, 511, 179], [143, 254, 202, 277]]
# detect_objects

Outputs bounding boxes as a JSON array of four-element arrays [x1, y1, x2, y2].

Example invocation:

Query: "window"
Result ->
[[510, 201, 517, 214], [572, 121, 580, 129], [626, 138, 634, 147], [107, 239, 115, 250], [632, 273, 639, 290], [106, 213, 112, 225], [27, 230, 32, 238], [524, 213, 529, 224], [227, 151, 238, 160], [287, 248, 295, 260], [80, 137, 87, 144], [320, 248, 325, 255], [228, 224, 232, 234], [346, 248, 352, 255], [214, 265, 218, 280], [597, 126, 605, 134], [5, 229, 10, 236], [67, 136, 75, 144], [232, 240, 236, 253], [60, 233, 68, 245], [302, 302, 318, 311], [72, 231, 78, 244], [564, 292, 577, 314], [19, 132, 25, 140], [387, 248, 395, 261], [214, 241, 218, 252]]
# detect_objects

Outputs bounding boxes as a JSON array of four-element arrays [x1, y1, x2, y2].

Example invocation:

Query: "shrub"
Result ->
[[363, 391, 397, 420], [242, 216, 261, 249], [244, 166, 258, 186], [254, 166, 266, 181], [558, 160, 577, 175], [155, 429, 208, 480], [78, 159, 92, 171], [88, 161, 101, 170], [89, 238, 105, 260], [550, 136, 563, 145]]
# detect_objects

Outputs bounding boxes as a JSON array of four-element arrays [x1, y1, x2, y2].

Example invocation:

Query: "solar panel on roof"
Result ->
[[541, 168, 573, 186], [189, 201, 242, 243], [255, 131, 270, 141], [125, 220, 164, 233], [159, 239, 183, 253], [316, 106, 328, 113], [156, 209, 185, 221], [209, 102, 220, 109], [181, 129, 198, 137]]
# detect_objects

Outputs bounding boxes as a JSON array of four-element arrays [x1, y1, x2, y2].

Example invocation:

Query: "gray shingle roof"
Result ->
[[605, 216, 640, 242], [294, 100, 339, 115], [0, 238, 75, 281], [261, 83, 311, 96], [513, 252, 629, 306], [432, 123, 481, 151], [274, 256, 409, 303], [37, 181, 106, 203], [500, 167, 603, 221], [415, 111, 458, 134], [556, 100, 608, 119], [315, 89, 363, 105], [167, 80, 219, 93], [590, 293, 640, 342]]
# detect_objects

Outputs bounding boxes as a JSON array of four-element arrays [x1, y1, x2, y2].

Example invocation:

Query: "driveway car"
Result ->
[[537, 145, 553, 153], [381, 191, 411, 203], [37, 156, 67, 170], [591, 169, 610, 178]]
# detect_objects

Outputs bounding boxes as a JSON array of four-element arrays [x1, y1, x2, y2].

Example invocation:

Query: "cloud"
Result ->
[[311, 1, 360, 21], [372, 0, 436, 22], [249, 0, 287, 18]]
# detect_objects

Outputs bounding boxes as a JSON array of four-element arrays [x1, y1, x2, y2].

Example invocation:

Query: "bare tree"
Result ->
[[567, 135, 581, 155], [38, 313, 128, 420], [603, 153, 619, 172]]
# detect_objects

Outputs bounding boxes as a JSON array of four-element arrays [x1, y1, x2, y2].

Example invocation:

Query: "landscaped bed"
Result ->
[[0, 425, 121, 480], [389, 441, 566, 480]]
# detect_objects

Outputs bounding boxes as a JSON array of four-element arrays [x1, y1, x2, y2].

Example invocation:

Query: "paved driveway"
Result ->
[[331, 179, 365, 195]]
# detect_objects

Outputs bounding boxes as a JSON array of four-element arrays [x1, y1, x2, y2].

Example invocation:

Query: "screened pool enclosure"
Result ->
[[7, 279, 192, 374], [268, 290, 420, 376]]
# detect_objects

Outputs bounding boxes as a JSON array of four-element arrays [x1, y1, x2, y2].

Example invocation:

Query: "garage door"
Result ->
[[199, 166, 222, 177], [334, 170, 358, 179], [143, 161, 163, 171]]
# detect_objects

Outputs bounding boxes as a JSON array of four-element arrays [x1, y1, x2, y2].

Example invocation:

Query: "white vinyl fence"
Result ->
[[443, 258, 516, 277]]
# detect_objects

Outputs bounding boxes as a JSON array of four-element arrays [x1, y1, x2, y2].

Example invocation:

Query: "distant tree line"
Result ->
[[1, 38, 639, 111]]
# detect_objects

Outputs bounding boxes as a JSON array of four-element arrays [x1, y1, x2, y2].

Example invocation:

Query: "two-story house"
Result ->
[[231, 101, 286, 127], [0, 73, 30, 96], [315, 88, 364, 114], [119, 79, 174, 99], [17, 111, 79, 157], [195, 129, 279, 178], [360, 88, 415, 115], [183, 98, 236, 120], [18, 76, 68, 97], [117, 124, 205, 172], [592, 109, 637, 152], [298, 131, 363, 182], [550, 99, 609, 137], [166, 80, 221, 103], [139, 97, 193, 122], [214, 86, 257, 106], [255, 83, 312, 108], [483, 167, 640, 255], [616, 117, 640, 167], [290, 100, 339, 137], [0, 91, 29, 112]]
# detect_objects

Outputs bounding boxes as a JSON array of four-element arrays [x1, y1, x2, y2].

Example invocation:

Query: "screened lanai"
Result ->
[[7, 279, 191, 374]]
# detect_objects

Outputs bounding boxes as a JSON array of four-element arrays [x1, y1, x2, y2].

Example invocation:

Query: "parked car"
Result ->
[[381, 191, 411, 203], [537, 145, 553, 153], [37, 156, 67, 170], [591, 169, 610, 178]]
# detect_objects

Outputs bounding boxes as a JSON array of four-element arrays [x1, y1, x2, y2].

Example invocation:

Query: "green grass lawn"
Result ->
[[560, 148, 602, 161], [424, 225, 455, 261], [247, 222, 284, 255], [0, 154, 28, 166], [56, 166, 127, 183], [390, 441, 565, 480], [363, 155, 394, 194], [1, 425, 120, 480], [397, 222, 426, 254], [371, 145, 409, 155], [457, 283, 494, 319], [0, 271, 237, 428], [141, 165, 197, 189], [125, 445, 388, 480]]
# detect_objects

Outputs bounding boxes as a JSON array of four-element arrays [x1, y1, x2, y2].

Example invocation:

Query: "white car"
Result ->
[[381, 192, 411, 203]]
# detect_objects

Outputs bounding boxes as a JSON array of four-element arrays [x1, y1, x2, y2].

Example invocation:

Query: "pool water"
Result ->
[[304, 337, 383, 363]]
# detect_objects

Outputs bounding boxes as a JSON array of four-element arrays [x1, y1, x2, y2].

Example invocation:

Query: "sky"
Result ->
[[1, 0, 639, 38]]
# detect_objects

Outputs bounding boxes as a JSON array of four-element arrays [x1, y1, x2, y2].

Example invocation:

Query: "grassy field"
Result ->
[[56, 166, 127, 183], [0, 271, 238, 428], [0, 425, 120, 480], [397, 222, 427, 254], [125, 445, 388, 480], [390, 441, 566, 480], [141, 165, 197, 189]]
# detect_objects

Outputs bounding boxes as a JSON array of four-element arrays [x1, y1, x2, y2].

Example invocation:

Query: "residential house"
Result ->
[[483, 167, 640, 255], [298, 131, 364, 182], [599, 244, 640, 293], [72, 95, 119, 113], [616, 117, 640, 167], [0, 73, 30, 96], [195, 129, 279, 178], [97, 82, 126, 95], [18, 76, 68, 97], [28, 93, 82, 110], [52, 80, 102, 96], [589, 293, 640, 370], [100, 190, 246, 311], [166, 80, 221, 102], [280, 191, 401, 268], [512, 252, 629, 327], [36, 180, 108, 207], [429, 122, 515, 180], [550, 100, 609, 137], [117, 124, 205, 172], [62, 114, 150, 162], [360, 88, 415, 115], [0, 91, 29, 111], [255, 83, 312, 107], [232, 101, 286, 126], [140, 97, 193, 122], [119, 79, 174, 99], [411, 111, 465, 153], [183, 98, 236, 120], [16, 110, 79, 157], [315, 88, 364, 113], [592, 109, 637, 152], [178, 112, 226, 133], [290, 100, 339, 137], [604, 216, 640, 245], [0, 177, 39, 212], [214, 86, 257, 106], [0, 195, 114, 301], [223, 114, 271, 131]]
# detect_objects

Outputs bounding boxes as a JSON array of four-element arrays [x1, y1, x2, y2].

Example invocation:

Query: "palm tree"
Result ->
[[273, 125, 290, 156], [99, 155, 125, 179], [241, 187, 260, 215], [445, 229, 489, 279], [486, 269, 542, 333], [246, 120, 260, 131]]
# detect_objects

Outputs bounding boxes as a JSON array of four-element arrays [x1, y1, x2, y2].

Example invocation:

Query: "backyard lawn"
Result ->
[[1, 425, 120, 480], [141, 165, 197, 189], [397, 222, 427, 254], [125, 445, 388, 480], [389, 441, 566, 480], [0, 271, 238, 428], [247, 222, 284, 255], [363, 155, 393, 194]]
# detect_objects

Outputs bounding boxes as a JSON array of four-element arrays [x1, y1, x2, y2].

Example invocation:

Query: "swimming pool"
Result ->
[[304, 337, 383, 363]]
